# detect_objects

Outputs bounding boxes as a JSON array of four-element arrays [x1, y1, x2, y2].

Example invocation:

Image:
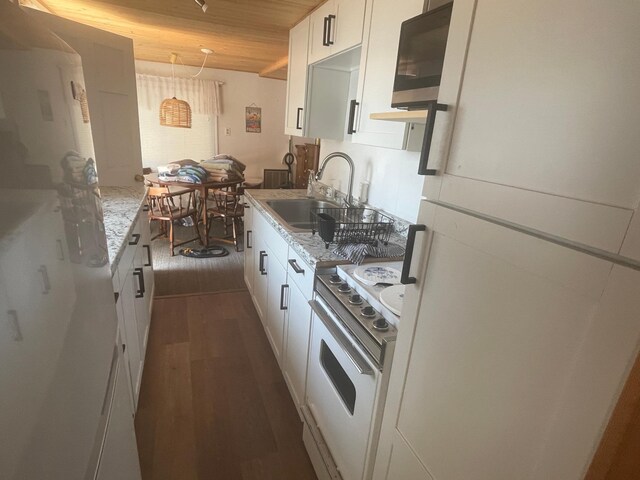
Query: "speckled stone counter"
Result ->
[[244, 189, 407, 268], [100, 185, 147, 274]]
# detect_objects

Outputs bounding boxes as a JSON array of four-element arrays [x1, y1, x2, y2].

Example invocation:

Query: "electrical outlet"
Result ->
[[225, 127, 231, 136]]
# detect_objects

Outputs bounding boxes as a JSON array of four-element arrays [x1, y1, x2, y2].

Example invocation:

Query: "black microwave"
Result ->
[[391, 3, 453, 110]]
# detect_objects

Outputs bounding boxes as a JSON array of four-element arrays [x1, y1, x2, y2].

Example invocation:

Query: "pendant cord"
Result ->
[[177, 52, 210, 78]]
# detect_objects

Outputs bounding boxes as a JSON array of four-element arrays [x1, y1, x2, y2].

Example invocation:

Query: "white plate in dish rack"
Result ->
[[379, 284, 406, 316], [353, 265, 402, 286]]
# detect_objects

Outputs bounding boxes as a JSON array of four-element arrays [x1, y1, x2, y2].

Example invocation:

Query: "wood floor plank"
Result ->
[[135, 290, 317, 480]]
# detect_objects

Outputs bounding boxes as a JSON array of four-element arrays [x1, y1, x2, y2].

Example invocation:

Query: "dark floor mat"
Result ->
[[179, 246, 229, 258]]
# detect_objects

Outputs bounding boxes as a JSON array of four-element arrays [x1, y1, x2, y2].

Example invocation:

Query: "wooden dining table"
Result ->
[[144, 173, 243, 247]]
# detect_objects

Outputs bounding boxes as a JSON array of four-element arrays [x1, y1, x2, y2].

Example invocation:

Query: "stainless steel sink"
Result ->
[[264, 198, 340, 231]]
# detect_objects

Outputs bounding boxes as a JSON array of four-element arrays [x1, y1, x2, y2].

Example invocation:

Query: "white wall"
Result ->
[[316, 139, 424, 222], [135, 60, 290, 179]]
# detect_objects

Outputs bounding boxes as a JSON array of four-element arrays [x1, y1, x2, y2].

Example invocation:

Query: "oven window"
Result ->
[[320, 340, 356, 415]]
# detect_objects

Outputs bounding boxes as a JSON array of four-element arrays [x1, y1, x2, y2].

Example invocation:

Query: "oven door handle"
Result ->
[[309, 299, 374, 376]]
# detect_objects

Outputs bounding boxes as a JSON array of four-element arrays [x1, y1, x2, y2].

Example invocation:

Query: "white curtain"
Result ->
[[135, 73, 223, 116]]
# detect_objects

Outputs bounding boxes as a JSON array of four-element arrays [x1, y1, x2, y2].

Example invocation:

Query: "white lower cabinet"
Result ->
[[113, 211, 153, 409], [96, 342, 142, 480], [265, 250, 288, 364], [243, 200, 254, 294], [282, 277, 312, 412], [252, 233, 269, 324], [118, 266, 143, 407], [245, 204, 315, 415]]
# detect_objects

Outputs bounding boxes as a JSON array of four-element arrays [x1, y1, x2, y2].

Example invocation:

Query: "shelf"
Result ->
[[369, 110, 428, 124]]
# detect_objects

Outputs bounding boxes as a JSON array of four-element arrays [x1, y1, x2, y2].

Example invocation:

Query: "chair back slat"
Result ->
[[147, 186, 197, 219]]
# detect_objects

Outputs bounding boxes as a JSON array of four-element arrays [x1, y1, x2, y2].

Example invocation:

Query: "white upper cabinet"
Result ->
[[438, 0, 640, 210], [352, 0, 424, 149], [308, 0, 367, 65], [285, 18, 310, 136]]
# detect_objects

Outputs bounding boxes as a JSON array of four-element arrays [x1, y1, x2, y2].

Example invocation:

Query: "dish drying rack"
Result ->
[[311, 207, 394, 249]]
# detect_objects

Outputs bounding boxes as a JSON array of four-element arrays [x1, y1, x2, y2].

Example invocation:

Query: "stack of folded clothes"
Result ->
[[61, 151, 98, 185], [200, 154, 245, 182], [158, 159, 208, 184]]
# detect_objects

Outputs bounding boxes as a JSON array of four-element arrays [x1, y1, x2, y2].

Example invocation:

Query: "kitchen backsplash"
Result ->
[[316, 139, 423, 223]]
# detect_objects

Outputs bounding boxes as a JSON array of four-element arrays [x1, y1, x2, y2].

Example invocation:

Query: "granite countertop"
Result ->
[[245, 189, 407, 269], [100, 185, 147, 274]]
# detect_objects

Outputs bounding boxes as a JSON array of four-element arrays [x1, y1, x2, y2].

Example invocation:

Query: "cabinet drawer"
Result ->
[[118, 216, 142, 273], [287, 247, 314, 300], [256, 212, 289, 269]]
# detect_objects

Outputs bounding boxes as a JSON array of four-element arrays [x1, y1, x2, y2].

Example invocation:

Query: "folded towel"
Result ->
[[202, 154, 246, 172], [159, 165, 208, 184]]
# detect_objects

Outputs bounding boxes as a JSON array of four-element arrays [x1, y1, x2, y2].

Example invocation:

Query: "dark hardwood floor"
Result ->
[[136, 223, 317, 479]]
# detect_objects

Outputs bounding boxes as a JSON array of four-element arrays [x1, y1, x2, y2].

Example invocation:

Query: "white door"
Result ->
[[283, 279, 313, 410], [285, 18, 310, 136], [332, 0, 367, 55], [253, 234, 269, 324], [96, 355, 142, 480], [373, 204, 640, 480], [265, 250, 288, 364], [424, 0, 640, 252], [243, 201, 255, 294], [352, 0, 423, 149], [139, 210, 154, 314], [120, 266, 143, 406], [30, 10, 144, 187], [308, 1, 336, 65]]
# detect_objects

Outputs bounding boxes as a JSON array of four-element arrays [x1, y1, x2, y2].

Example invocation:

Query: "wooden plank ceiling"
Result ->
[[29, 0, 324, 79]]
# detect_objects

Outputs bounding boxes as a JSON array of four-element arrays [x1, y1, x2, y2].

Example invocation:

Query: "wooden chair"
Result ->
[[147, 186, 202, 256], [206, 189, 244, 251]]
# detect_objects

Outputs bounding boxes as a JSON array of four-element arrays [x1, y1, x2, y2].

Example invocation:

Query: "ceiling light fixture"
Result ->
[[159, 53, 192, 128], [194, 0, 208, 12]]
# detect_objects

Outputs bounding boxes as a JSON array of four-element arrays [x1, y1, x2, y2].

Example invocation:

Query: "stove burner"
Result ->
[[361, 305, 376, 318], [372, 318, 389, 331], [329, 274, 342, 284], [337, 282, 351, 293], [349, 294, 363, 305]]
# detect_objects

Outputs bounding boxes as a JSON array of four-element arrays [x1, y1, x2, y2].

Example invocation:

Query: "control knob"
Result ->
[[372, 318, 389, 332], [361, 305, 376, 318]]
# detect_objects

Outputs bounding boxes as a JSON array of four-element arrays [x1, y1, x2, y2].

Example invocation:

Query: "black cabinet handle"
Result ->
[[327, 14, 335, 45], [280, 284, 289, 311], [259, 251, 267, 275], [134, 267, 145, 298], [56, 239, 65, 261], [38, 265, 51, 294], [418, 101, 448, 176], [288, 258, 305, 274], [401, 224, 426, 285], [129, 233, 141, 245], [296, 107, 303, 130], [322, 16, 330, 46], [246, 230, 253, 249], [347, 99, 359, 134], [143, 244, 152, 267]]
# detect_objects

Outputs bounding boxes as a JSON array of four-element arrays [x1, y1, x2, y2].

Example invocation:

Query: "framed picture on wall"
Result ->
[[245, 106, 261, 133]]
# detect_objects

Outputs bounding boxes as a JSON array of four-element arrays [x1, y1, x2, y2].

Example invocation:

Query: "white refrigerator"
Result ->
[[0, 3, 139, 479], [374, 1, 640, 479]]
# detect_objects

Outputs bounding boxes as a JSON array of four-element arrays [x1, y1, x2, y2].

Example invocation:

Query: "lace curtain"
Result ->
[[136, 74, 223, 116]]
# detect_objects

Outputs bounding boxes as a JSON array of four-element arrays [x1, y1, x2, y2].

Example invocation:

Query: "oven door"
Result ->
[[306, 299, 380, 480]]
